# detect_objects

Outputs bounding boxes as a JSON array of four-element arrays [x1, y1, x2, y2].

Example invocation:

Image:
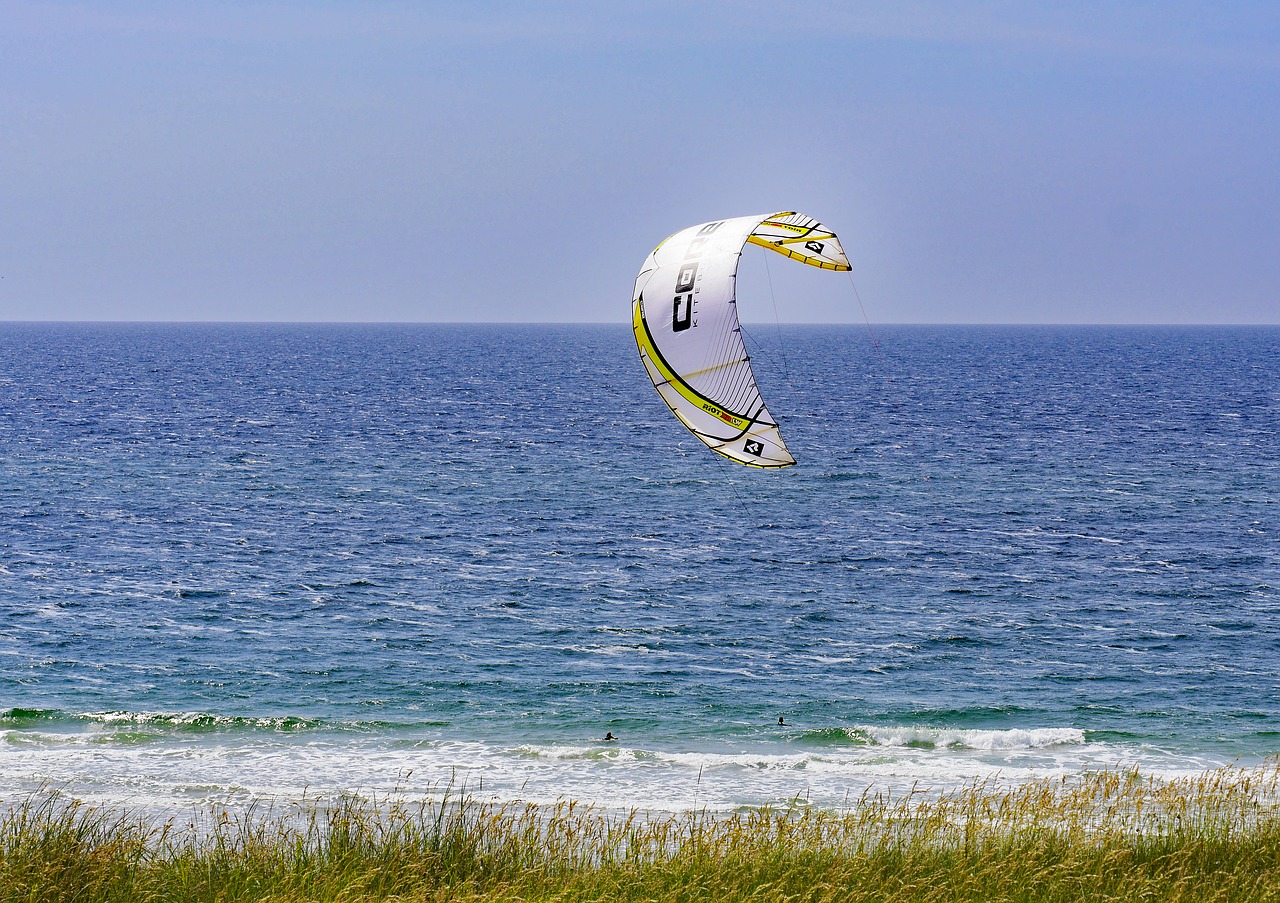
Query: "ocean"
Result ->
[[1, 322, 1277, 817]]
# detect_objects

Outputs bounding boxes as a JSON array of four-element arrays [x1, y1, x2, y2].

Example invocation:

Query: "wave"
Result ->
[[515, 723, 1090, 776], [0, 707, 438, 738], [83, 711, 324, 732], [3, 709, 1087, 755], [0, 708, 65, 726], [796, 724, 1085, 752], [855, 725, 1085, 751], [1, 708, 326, 738]]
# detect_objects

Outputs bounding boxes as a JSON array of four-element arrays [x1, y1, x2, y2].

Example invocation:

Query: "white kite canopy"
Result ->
[[632, 211, 850, 468]]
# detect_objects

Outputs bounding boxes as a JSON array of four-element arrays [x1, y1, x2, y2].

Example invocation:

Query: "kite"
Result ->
[[632, 212, 850, 468]]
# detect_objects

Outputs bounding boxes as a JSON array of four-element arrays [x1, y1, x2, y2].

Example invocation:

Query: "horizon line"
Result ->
[[2, 319, 1277, 329]]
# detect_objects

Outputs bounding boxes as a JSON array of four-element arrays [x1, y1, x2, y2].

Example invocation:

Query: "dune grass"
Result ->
[[4, 763, 1280, 902]]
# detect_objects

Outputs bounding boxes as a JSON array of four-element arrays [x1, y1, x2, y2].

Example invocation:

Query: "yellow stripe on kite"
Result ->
[[746, 235, 851, 271], [631, 301, 751, 431], [769, 232, 837, 246]]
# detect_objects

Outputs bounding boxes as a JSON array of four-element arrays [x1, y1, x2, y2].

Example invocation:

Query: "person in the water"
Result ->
[[603, 731, 616, 741]]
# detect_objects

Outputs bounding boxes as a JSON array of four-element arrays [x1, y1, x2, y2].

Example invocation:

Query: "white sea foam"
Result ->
[[0, 721, 1244, 820], [858, 725, 1086, 751]]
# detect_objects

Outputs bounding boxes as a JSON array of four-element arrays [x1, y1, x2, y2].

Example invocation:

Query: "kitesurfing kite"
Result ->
[[632, 212, 850, 468]]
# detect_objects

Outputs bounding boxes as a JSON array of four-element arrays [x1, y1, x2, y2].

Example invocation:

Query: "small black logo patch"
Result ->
[[744, 439, 764, 456], [805, 240, 825, 256]]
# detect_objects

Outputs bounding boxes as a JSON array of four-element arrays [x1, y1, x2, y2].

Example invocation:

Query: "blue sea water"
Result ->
[[1, 322, 1277, 815]]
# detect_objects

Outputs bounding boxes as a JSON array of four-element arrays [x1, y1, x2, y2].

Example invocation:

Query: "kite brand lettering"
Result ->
[[701, 400, 744, 429], [672, 262, 698, 332], [672, 221, 724, 332]]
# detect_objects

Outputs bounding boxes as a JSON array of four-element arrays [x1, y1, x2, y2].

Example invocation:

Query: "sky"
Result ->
[[2, 1, 1278, 324]]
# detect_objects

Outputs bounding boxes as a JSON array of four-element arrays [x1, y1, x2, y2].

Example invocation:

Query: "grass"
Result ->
[[4, 763, 1280, 901]]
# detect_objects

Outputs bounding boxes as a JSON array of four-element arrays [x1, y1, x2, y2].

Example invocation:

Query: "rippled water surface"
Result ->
[[1, 323, 1277, 814]]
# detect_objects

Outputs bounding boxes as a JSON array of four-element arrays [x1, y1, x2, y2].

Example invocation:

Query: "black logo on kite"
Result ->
[[671, 228, 719, 334], [672, 260, 699, 332], [744, 439, 764, 457], [805, 240, 825, 256], [673, 295, 693, 332]]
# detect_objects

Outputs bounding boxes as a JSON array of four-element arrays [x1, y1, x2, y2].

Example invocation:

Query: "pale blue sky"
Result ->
[[3, 2, 1277, 323]]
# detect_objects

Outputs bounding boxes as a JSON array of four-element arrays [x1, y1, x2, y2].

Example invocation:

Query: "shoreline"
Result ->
[[9, 759, 1280, 832], [4, 709, 1267, 822], [1, 738, 1256, 824]]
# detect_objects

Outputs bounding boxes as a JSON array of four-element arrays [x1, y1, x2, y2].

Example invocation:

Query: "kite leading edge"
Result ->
[[632, 211, 850, 468]]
